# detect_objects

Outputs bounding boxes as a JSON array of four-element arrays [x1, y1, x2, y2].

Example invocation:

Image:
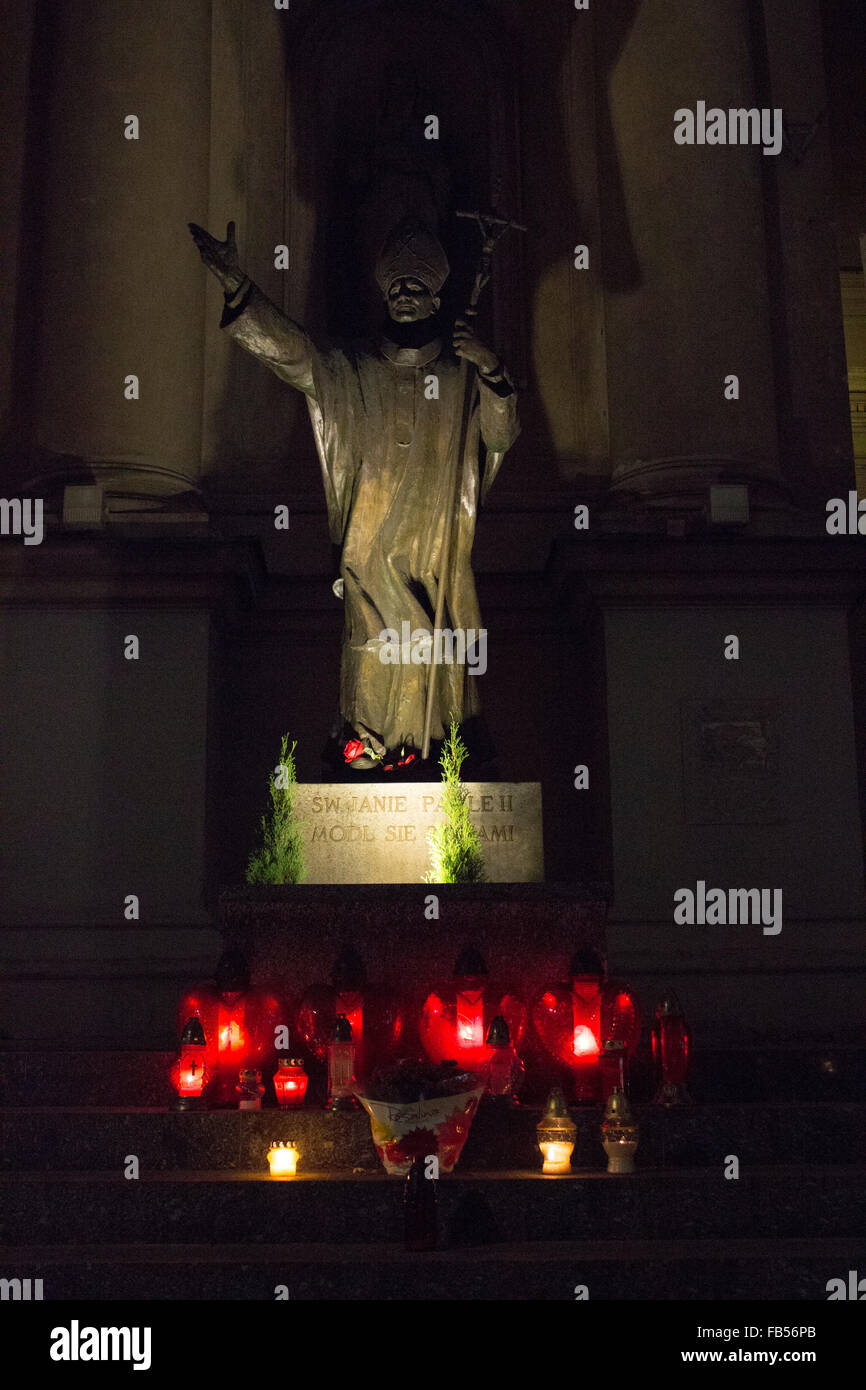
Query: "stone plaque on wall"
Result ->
[[291, 782, 543, 884], [681, 700, 784, 824]]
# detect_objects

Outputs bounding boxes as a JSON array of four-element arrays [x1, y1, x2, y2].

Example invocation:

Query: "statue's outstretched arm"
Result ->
[[189, 219, 317, 399]]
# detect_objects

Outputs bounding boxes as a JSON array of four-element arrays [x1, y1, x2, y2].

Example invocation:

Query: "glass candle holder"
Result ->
[[600, 1039, 627, 1103], [419, 948, 526, 1072], [175, 1016, 207, 1110], [267, 1141, 299, 1177], [273, 1058, 309, 1109], [537, 1087, 576, 1174], [327, 1015, 359, 1111], [601, 1089, 640, 1174], [652, 991, 691, 1105], [482, 1016, 525, 1101]]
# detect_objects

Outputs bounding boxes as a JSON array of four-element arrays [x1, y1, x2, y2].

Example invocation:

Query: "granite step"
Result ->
[[2, 1236, 863, 1300], [0, 1050, 175, 1108], [2, 1102, 865, 1172], [1, 1043, 864, 1107], [2, 1167, 863, 1246]]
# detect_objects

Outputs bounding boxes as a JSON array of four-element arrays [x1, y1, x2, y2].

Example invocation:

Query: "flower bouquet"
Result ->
[[356, 1059, 484, 1176]]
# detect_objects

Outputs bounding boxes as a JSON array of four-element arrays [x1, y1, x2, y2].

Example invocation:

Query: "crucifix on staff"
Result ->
[[421, 203, 527, 760]]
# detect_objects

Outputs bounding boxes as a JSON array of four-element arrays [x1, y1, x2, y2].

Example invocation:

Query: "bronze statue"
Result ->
[[189, 216, 519, 771]]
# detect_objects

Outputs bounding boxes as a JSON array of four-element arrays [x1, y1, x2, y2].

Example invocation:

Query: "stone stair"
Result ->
[[2, 1048, 865, 1300]]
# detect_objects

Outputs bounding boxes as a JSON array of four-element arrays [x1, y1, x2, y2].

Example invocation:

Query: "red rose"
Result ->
[[344, 739, 365, 763]]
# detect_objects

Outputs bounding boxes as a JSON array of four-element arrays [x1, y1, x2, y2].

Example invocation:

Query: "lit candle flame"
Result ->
[[219, 1020, 244, 1052], [572, 1024, 598, 1057], [540, 1141, 574, 1174]]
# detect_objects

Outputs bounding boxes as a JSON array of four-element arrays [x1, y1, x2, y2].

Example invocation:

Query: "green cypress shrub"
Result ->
[[245, 734, 305, 884], [424, 716, 486, 884]]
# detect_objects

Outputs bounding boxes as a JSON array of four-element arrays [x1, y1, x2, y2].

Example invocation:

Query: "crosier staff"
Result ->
[[421, 206, 527, 762]]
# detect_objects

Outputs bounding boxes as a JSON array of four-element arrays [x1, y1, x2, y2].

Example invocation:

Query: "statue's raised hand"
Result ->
[[188, 219, 244, 294]]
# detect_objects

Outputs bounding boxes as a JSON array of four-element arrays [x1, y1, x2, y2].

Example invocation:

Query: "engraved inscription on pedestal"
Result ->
[[681, 700, 783, 825], [292, 782, 543, 884]]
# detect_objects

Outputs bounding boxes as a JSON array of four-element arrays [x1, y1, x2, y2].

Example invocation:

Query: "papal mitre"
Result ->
[[374, 216, 450, 297]]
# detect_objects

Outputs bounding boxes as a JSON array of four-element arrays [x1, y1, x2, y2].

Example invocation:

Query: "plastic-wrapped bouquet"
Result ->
[[356, 1059, 484, 1176]]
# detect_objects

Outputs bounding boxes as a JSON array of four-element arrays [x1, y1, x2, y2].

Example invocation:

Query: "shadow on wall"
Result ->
[[593, 0, 643, 294]]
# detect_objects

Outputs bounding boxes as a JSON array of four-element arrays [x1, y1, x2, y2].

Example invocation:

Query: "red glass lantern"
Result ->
[[532, 950, 641, 1103], [177, 949, 286, 1106], [652, 990, 690, 1105], [419, 947, 527, 1072], [600, 1040, 626, 1103], [297, 946, 402, 1084], [273, 1057, 309, 1109], [326, 1014, 359, 1111], [482, 1016, 525, 1102], [174, 1015, 207, 1109]]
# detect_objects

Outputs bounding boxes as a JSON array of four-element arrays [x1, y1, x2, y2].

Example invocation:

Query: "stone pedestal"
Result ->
[[220, 882, 608, 1021], [291, 781, 543, 883]]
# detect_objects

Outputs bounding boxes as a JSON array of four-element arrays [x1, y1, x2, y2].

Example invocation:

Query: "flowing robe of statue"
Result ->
[[221, 282, 519, 757]]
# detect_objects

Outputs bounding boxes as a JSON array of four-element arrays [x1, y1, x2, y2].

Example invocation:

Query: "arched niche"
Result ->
[[204, 0, 609, 491], [283, 0, 526, 372]]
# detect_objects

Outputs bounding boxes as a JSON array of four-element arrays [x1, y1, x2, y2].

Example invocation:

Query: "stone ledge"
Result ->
[[3, 1104, 865, 1171], [220, 882, 609, 1004], [4, 1167, 864, 1246], [3, 1238, 863, 1300]]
